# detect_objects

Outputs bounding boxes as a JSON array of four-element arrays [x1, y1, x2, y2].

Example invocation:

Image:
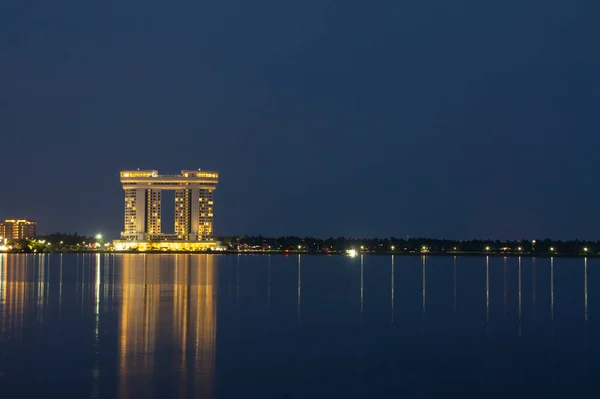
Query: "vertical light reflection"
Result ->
[[3, 255, 28, 341], [518, 257, 522, 336], [453, 256, 457, 312], [0, 254, 6, 330], [118, 254, 158, 399], [103, 254, 111, 313], [94, 254, 101, 338], [551, 257, 554, 321], [268, 255, 271, 308], [486, 256, 489, 324], [391, 255, 395, 323], [117, 254, 217, 399], [92, 253, 102, 399], [297, 254, 301, 322], [422, 256, 426, 316], [584, 257, 588, 323], [192, 255, 217, 399], [174, 255, 190, 397], [37, 254, 45, 323], [360, 254, 364, 325]]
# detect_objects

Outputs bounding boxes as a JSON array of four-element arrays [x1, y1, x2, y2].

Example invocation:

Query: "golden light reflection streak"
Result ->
[[118, 255, 159, 399], [4, 255, 26, 340], [0, 254, 6, 330], [391, 255, 395, 323], [193, 254, 216, 398], [518, 257, 522, 337], [585, 257, 588, 323], [174, 255, 190, 393], [118, 255, 135, 399], [268, 254, 271, 308]]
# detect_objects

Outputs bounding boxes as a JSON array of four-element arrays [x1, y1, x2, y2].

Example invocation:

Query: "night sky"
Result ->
[[1, 0, 599, 240]]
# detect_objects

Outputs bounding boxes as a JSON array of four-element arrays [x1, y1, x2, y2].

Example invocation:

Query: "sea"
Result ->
[[0, 253, 597, 398]]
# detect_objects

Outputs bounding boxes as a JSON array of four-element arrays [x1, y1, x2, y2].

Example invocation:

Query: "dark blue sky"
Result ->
[[1, 0, 599, 240]]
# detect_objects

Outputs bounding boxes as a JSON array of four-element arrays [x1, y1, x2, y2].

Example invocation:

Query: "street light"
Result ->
[[95, 234, 103, 240], [391, 245, 395, 251]]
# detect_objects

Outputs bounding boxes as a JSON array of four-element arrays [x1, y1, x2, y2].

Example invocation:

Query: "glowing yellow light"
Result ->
[[95, 234, 102, 240], [485, 246, 490, 251], [391, 246, 395, 251], [346, 249, 357, 257], [550, 247, 554, 251], [518, 247, 522, 251], [584, 247, 588, 252]]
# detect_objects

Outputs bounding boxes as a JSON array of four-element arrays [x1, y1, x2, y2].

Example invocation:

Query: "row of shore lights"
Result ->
[[351, 244, 592, 253]]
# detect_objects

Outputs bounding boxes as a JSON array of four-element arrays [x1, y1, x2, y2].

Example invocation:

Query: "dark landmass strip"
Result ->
[[1, 233, 599, 257]]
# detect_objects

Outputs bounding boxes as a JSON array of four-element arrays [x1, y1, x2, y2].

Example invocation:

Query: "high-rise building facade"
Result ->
[[0, 220, 37, 240], [116, 170, 218, 250]]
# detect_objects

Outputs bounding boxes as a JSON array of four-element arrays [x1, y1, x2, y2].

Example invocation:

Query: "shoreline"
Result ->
[[2, 250, 598, 258]]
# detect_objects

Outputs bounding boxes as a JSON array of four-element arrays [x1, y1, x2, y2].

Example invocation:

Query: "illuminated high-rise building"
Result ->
[[115, 170, 218, 251], [0, 219, 37, 240]]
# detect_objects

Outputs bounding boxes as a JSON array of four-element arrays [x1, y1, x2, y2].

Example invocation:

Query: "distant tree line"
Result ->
[[37, 232, 94, 246], [217, 235, 600, 255], [6, 233, 95, 253]]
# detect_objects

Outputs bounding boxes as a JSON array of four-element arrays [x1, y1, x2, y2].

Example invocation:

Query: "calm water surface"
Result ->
[[0, 253, 598, 398]]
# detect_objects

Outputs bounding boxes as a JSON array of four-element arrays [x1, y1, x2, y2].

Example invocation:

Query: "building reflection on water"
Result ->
[[0, 254, 47, 341], [0, 253, 596, 397], [117, 254, 216, 399], [0, 253, 216, 399]]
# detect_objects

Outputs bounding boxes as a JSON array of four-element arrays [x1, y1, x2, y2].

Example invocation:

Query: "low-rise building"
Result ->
[[0, 219, 37, 240]]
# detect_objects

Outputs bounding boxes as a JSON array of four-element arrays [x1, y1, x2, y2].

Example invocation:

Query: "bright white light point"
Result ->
[[486, 246, 490, 251], [346, 249, 357, 257], [95, 234, 102, 240]]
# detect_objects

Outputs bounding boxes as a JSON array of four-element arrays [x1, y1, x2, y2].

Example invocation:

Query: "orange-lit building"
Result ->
[[114, 169, 218, 251], [0, 219, 37, 240]]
